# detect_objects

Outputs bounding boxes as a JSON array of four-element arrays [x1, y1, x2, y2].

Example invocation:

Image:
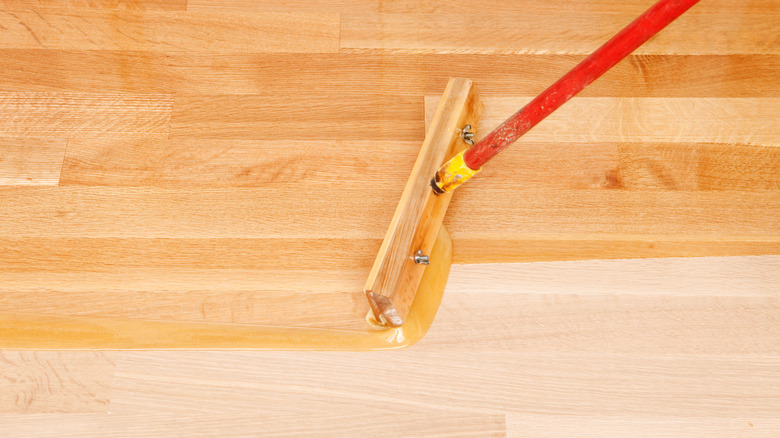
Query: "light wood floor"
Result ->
[[1, 0, 779, 436]]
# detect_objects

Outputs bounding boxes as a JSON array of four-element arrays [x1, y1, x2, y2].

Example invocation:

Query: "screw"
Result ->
[[461, 124, 475, 146], [413, 250, 430, 265]]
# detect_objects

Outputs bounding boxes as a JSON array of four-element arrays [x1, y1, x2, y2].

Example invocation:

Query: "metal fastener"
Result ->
[[413, 250, 430, 265], [461, 124, 475, 146]]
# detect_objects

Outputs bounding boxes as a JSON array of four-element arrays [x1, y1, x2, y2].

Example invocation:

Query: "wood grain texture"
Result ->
[[427, 295, 780, 355], [0, 0, 187, 10], [1, 0, 779, 434], [0, 93, 172, 137], [618, 143, 780, 190], [59, 139, 419, 187], [0, 9, 339, 52], [188, 0, 378, 13], [0, 352, 114, 413], [450, 141, 780, 191], [448, 189, 780, 263], [0, 227, 452, 349], [506, 415, 780, 437], [376, 0, 780, 15], [0, 137, 68, 185], [188, 0, 780, 15], [8, 414, 778, 438], [103, 351, 779, 418], [0, 413, 507, 437], [1, 186, 778, 261], [435, 96, 780, 145], [170, 94, 424, 140], [2, 255, 778, 434], [341, 12, 779, 55], [447, 256, 780, 297], [0, 50, 174, 93], [0, 236, 376, 329], [60, 139, 780, 191], [0, 289, 368, 329], [3, 51, 778, 97], [0, 187, 394, 239]]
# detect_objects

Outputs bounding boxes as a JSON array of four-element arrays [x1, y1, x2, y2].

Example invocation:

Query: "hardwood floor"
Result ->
[[1, 0, 778, 436]]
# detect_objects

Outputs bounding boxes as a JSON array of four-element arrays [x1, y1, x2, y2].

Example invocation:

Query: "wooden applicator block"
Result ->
[[364, 77, 483, 327]]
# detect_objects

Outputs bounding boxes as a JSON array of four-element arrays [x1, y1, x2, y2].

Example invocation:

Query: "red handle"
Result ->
[[463, 0, 701, 170]]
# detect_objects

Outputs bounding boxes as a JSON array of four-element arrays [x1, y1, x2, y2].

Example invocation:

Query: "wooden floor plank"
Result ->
[[0, 50, 175, 93], [60, 139, 780, 191], [106, 350, 780, 418], [185, 0, 780, 15], [3, 51, 778, 97], [0, 138, 68, 186], [0, 237, 379, 272], [1, 187, 778, 262], [0, 187, 395, 239], [0, 237, 375, 328], [161, 53, 780, 97], [376, 0, 780, 15], [506, 415, 780, 438], [5, 415, 779, 438], [188, 0, 379, 13], [3, 244, 777, 330], [447, 189, 780, 262], [170, 94, 424, 140], [171, 95, 779, 142], [1, 187, 777, 239], [471, 141, 780, 191], [341, 12, 779, 55], [60, 138, 612, 189], [0, 352, 114, 413], [450, 188, 780, 238], [448, 256, 780, 297], [0, 9, 339, 53], [0, 413, 507, 437], [0, 93, 172, 137], [0, 288, 368, 330], [59, 139, 419, 187], [452, 237, 780, 264], [448, 97, 780, 145], [427, 294, 780, 355], [0, 0, 187, 10], [618, 143, 780, 190]]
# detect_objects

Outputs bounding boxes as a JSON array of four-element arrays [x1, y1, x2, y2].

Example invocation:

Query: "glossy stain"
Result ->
[[0, 228, 452, 350]]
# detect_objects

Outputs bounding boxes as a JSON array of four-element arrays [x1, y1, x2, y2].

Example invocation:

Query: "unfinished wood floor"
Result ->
[[1, 0, 779, 436]]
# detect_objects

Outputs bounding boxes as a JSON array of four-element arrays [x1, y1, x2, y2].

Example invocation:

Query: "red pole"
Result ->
[[432, 0, 701, 194], [465, 0, 700, 169]]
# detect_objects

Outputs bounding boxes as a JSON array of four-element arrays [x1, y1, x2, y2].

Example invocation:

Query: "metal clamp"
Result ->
[[461, 124, 475, 146]]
